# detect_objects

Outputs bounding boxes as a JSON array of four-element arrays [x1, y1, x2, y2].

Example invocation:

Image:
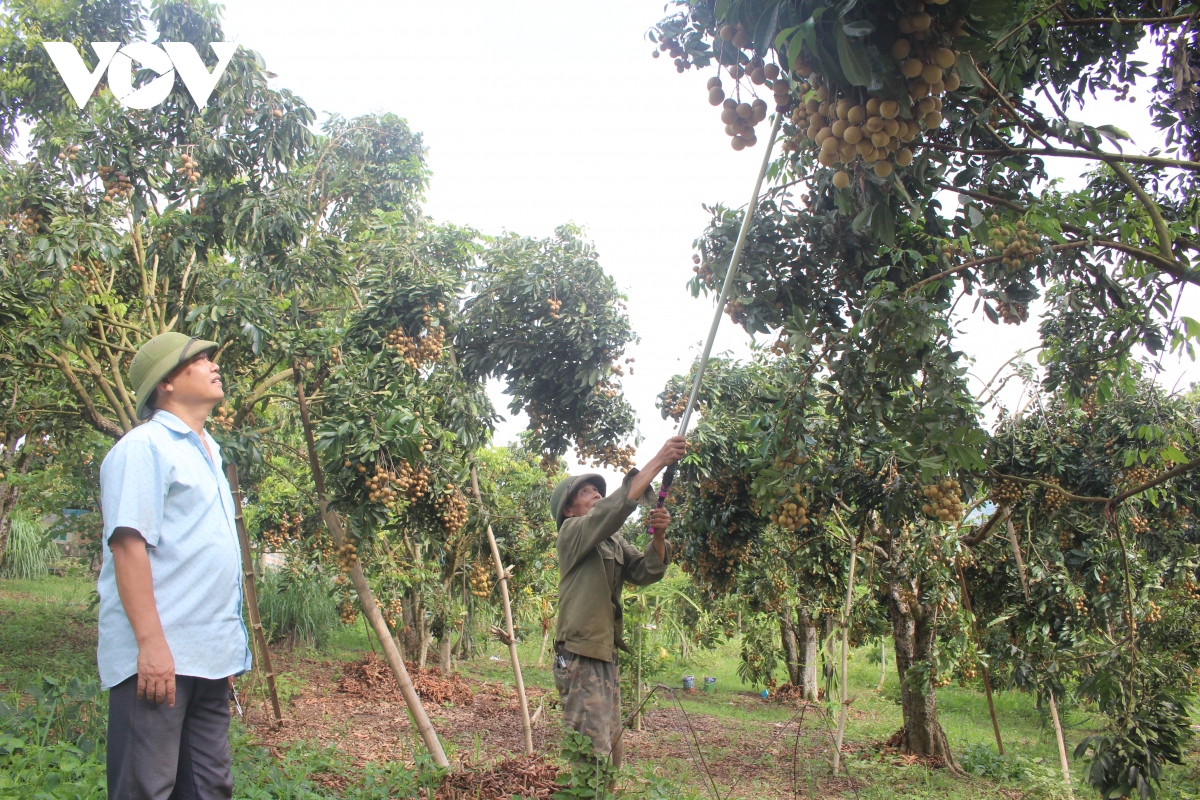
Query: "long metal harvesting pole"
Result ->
[[647, 113, 782, 532], [676, 112, 783, 436]]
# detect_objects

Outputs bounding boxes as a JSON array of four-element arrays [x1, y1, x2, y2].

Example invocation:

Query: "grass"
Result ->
[[0, 514, 60, 580], [4, 573, 1200, 798]]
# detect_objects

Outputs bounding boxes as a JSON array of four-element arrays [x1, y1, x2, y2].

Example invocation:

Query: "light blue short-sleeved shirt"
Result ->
[[96, 409, 252, 689]]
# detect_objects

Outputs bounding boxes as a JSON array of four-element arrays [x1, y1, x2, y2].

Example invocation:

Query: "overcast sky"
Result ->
[[217, 1, 1196, 489]]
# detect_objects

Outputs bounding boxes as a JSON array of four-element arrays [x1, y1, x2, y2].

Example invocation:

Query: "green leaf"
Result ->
[[753, 2, 782, 57], [1160, 445, 1188, 464], [835, 27, 872, 86], [953, 57, 984, 88]]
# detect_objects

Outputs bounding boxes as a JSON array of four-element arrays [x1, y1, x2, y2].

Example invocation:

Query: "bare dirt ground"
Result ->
[[238, 653, 869, 798]]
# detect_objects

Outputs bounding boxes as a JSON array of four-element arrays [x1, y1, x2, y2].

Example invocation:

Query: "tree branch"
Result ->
[[923, 142, 1200, 171]]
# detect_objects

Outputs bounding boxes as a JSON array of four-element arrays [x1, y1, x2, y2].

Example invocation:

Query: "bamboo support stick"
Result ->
[[225, 463, 282, 726], [293, 365, 449, 768], [470, 466, 535, 756], [956, 562, 1004, 754], [833, 531, 858, 775], [1007, 515, 1072, 793]]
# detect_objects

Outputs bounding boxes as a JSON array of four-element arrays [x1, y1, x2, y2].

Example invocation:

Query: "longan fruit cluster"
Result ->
[[997, 300, 1029, 325], [715, 90, 770, 151], [690, 533, 750, 585], [660, 389, 688, 421], [1040, 477, 1066, 512], [574, 437, 637, 472], [339, 598, 359, 626], [98, 166, 133, 201], [7, 208, 43, 234], [989, 478, 1022, 506], [782, 2, 968, 177], [767, 486, 809, 531], [723, 297, 750, 324], [59, 143, 82, 162], [1144, 600, 1162, 624], [920, 478, 964, 523], [1059, 529, 1073, 551], [469, 563, 493, 598], [212, 404, 235, 431], [175, 151, 201, 184], [653, 33, 697, 72], [1129, 515, 1151, 535], [261, 509, 304, 550], [363, 463, 403, 507], [546, 297, 563, 319], [384, 323, 444, 368], [788, 86, 918, 179], [336, 542, 358, 573], [68, 263, 102, 294], [1123, 465, 1157, 488], [384, 598, 403, 630], [435, 487, 469, 534], [988, 217, 1042, 270], [593, 379, 620, 399]]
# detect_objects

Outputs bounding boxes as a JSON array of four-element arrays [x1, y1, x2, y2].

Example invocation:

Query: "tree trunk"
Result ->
[[889, 594, 960, 771], [402, 591, 422, 658], [796, 607, 819, 700], [0, 482, 20, 565], [780, 608, 801, 687], [438, 633, 453, 673], [536, 624, 551, 668], [821, 613, 835, 699]]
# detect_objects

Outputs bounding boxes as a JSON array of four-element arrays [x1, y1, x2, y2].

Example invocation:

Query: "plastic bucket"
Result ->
[[682, 675, 695, 690], [703, 677, 716, 692]]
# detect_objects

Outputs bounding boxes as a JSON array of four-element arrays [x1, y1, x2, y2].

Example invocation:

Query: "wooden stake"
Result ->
[[225, 463, 282, 725], [956, 561, 1004, 755], [1007, 515, 1072, 794], [833, 527, 857, 775], [877, 639, 886, 692], [293, 365, 449, 768], [470, 466, 535, 756]]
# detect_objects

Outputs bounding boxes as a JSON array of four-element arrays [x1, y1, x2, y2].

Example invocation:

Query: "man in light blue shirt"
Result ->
[[99, 332, 251, 800]]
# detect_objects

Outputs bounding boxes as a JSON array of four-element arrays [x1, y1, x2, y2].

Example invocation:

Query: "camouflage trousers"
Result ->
[[553, 645, 623, 769]]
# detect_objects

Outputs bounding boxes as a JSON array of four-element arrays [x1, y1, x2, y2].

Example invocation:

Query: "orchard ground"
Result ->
[[7, 574, 1200, 799]]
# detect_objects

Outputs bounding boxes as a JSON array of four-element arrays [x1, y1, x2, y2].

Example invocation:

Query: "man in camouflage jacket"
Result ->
[[550, 436, 686, 769]]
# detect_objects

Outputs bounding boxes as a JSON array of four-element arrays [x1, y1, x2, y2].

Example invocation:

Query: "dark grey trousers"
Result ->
[[107, 675, 233, 800]]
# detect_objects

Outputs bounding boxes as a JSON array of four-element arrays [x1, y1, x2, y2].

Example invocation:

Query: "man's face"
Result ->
[[564, 483, 602, 518], [158, 352, 223, 408]]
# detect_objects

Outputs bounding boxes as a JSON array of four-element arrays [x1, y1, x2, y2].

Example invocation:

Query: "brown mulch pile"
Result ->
[[771, 684, 823, 704], [337, 656, 474, 706], [436, 755, 561, 800]]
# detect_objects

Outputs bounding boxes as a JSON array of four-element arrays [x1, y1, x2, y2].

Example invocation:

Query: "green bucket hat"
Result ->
[[550, 473, 607, 528], [129, 332, 219, 421]]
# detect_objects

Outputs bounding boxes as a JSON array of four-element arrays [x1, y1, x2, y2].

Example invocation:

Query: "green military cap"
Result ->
[[129, 332, 219, 421], [550, 473, 607, 528]]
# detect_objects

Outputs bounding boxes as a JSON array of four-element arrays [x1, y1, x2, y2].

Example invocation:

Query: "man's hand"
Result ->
[[629, 436, 690, 508], [653, 436, 687, 469], [110, 527, 175, 706], [648, 507, 671, 561], [137, 636, 176, 706]]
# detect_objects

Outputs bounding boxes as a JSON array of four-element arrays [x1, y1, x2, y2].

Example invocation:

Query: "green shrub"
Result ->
[[0, 514, 59, 580], [0, 676, 107, 800], [256, 567, 340, 649]]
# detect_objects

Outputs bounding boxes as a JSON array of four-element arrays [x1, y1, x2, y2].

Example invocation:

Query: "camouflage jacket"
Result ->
[[555, 470, 674, 662]]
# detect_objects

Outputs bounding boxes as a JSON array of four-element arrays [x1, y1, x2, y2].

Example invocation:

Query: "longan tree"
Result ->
[[969, 379, 1200, 798]]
